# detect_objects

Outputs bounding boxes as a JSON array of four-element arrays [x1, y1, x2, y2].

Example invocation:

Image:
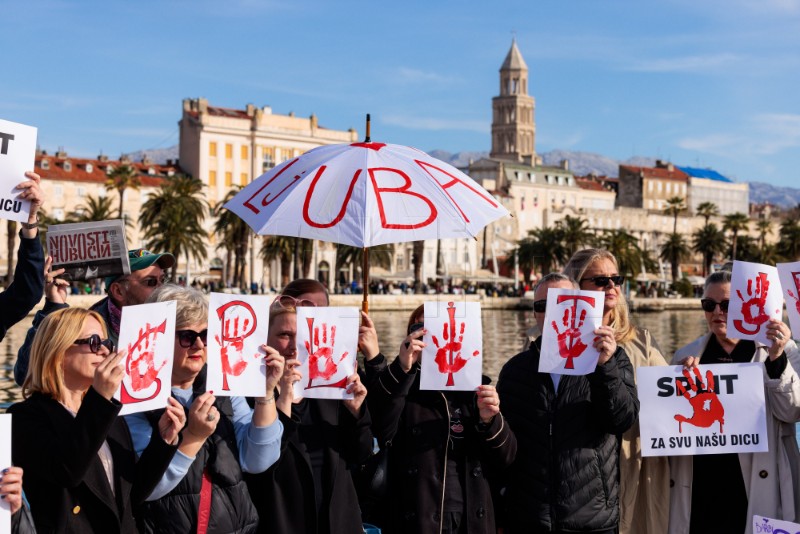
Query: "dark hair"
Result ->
[[407, 304, 424, 333], [281, 279, 329, 305], [704, 270, 732, 294], [533, 272, 576, 293]]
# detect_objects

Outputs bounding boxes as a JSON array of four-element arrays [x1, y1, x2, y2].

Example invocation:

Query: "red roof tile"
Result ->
[[34, 153, 177, 187], [620, 165, 688, 182]]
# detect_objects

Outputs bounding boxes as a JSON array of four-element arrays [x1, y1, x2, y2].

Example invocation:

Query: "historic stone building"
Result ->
[[679, 166, 749, 216]]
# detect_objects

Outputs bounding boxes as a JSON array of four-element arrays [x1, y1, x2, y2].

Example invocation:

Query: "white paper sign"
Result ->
[[420, 301, 482, 391], [0, 119, 35, 223], [538, 288, 604, 375], [294, 306, 359, 400], [638, 363, 768, 457], [753, 514, 800, 534], [0, 414, 10, 534], [728, 261, 783, 346], [777, 262, 800, 339], [115, 302, 176, 415], [206, 293, 271, 397]]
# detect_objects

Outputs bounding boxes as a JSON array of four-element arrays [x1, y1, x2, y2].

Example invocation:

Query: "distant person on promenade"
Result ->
[[367, 304, 516, 534], [126, 284, 284, 533], [14, 248, 175, 385], [0, 171, 46, 342], [497, 273, 638, 533], [8, 307, 181, 533], [670, 271, 800, 534], [563, 249, 671, 534]]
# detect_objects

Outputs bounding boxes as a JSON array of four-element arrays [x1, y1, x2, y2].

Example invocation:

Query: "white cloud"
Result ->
[[392, 67, 459, 85], [677, 113, 800, 156], [624, 53, 743, 73], [383, 114, 488, 133]]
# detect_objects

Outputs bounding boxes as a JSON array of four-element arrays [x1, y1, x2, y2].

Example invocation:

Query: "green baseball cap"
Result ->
[[104, 248, 176, 290]]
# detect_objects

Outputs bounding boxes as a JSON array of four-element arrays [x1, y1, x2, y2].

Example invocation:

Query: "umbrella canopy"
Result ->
[[224, 141, 510, 248]]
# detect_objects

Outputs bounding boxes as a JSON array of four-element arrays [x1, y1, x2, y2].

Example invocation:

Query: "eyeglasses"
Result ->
[[176, 329, 208, 348], [271, 294, 316, 309], [74, 334, 115, 354], [532, 299, 547, 313], [122, 274, 170, 288], [581, 275, 625, 288], [700, 298, 729, 313]]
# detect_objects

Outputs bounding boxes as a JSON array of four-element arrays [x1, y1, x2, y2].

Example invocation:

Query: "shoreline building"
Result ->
[[178, 98, 358, 288], [679, 166, 749, 216]]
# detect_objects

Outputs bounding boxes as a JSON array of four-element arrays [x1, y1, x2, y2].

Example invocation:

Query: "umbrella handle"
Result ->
[[362, 246, 369, 317]]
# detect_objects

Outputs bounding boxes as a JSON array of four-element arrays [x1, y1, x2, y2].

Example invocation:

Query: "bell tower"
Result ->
[[490, 39, 536, 163]]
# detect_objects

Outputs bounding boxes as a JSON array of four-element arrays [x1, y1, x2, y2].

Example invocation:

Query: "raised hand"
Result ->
[[476, 385, 500, 423], [93, 349, 125, 400], [261, 344, 286, 394], [342, 371, 367, 417], [43, 256, 69, 303], [765, 319, 791, 361], [0, 466, 24, 514], [358, 312, 381, 360], [158, 396, 186, 445], [674, 366, 725, 433], [398, 327, 426, 372], [185, 392, 219, 441], [593, 325, 617, 365], [277, 358, 303, 416]]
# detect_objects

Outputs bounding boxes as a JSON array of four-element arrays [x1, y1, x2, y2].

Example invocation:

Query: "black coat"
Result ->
[[245, 398, 374, 534], [1, 232, 44, 343], [8, 387, 177, 534], [369, 356, 517, 534], [496, 337, 639, 533]]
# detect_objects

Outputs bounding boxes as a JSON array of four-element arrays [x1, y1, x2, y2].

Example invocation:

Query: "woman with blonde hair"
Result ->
[[9, 307, 182, 534], [563, 248, 670, 534]]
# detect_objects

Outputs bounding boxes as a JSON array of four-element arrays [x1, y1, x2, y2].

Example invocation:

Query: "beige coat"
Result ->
[[619, 328, 671, 534], [669, 334, 800, 534]]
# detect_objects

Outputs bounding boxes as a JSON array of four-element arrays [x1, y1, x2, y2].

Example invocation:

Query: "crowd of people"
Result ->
[[2, 172, 800, 534]]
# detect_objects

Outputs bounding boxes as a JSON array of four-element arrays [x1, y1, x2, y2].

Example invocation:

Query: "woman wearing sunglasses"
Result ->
[[8, 307, 182, 534], [669, 270, 800, 534], [562, 248, 670, 534], [125, 284, 284, 534]]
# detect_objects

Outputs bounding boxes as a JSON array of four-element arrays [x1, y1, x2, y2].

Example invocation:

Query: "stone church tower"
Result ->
[[490, 40, 536, 163]]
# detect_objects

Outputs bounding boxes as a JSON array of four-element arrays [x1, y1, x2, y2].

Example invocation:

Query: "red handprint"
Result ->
[[120, 320, 167, 403], [431, 302, 480, 386], [214, 301, 258, 391], [304, 317, 349, 389], [734, 272, 771, 335], [674, 367, 725, 433], [787, 272, 800, 316], [551, 295, 594, 369]]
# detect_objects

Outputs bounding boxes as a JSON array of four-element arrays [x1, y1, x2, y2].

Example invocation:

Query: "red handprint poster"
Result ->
[[420, 301, 482, 391], [777, 261, 800, 339], [538, 288, 604, 376], [294, 306, 359, 400], [115, 301, 176, 415], [727, 261, 783, 345], [207, 293, 271, 397], [637, 364, 767, 457]]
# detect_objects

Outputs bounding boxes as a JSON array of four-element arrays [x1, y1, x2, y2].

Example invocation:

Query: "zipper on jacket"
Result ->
[[438, 391, 449, 534]]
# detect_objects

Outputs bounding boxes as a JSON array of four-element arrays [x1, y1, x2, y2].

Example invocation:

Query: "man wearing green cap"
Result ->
[[13, 248, 175, 386]]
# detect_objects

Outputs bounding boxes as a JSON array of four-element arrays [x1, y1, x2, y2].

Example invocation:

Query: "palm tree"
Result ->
[[660, 233, 691, 283], [139, 175, 208, 278], [778, 219, 800, 261], [66, 195, 119, 222], [597, 229, 647, 278], [105, 164, 141, 221], [664, 196, 686, 234], [755, 219, 772, 255], [515, 227, 567, 279], [696, 202, 719, 225], [555, 215, 593, 257], [213, 187, 252, 287], [734, 235, 759, 263], [412, 240, 425, 294], [692, 223, 727, 276], [722, 212, 750, 261], [261, 236, 296, 288], [335, 245, 393, 288]]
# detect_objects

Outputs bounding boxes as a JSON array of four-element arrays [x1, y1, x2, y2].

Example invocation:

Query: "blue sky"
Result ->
[[2, 0, 799, 187]]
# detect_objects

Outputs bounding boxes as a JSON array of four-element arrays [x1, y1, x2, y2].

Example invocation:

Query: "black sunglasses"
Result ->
[[74, 334, 115, 354], [532, 299, 547, 313], [176, 329, 208, 348], [581, 275, 625, 288], [700, 298, 729, 313]]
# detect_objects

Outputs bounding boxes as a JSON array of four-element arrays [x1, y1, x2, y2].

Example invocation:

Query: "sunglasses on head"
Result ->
[[532, 299, 547, 313], [700, 298, 729, 313], [581, 275, 625, 288], [176, 329, 208, 348], [74, 334, 115, 354], [271, 294, 316, 309]]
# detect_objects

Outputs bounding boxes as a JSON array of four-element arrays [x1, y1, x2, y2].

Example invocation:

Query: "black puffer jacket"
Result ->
[[496, 337, 638, 533], [137, 385, 259, 534], [369, 356, 516, 534]]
